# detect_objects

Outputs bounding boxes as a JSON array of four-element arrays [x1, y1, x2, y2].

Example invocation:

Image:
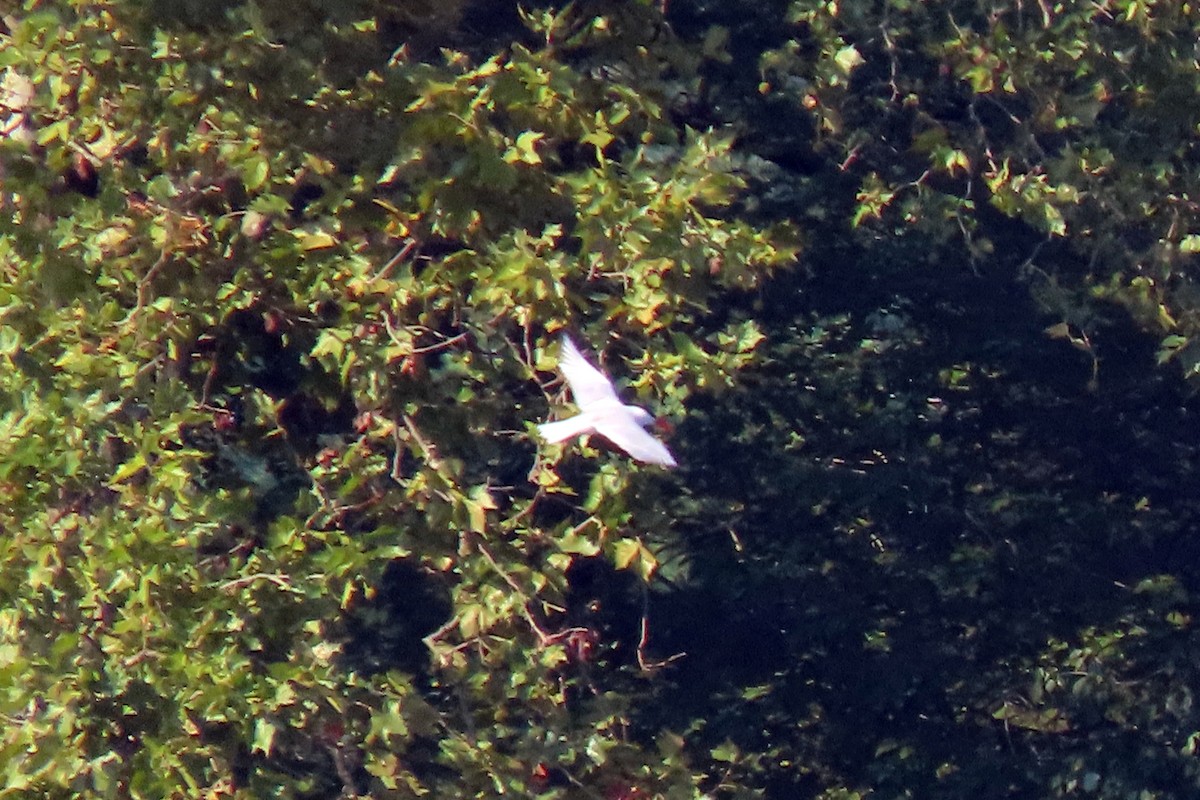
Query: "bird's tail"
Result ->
[[537, 414, 595, 443]]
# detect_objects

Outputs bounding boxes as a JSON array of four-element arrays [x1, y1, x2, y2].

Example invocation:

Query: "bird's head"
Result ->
[[652, 415, 675, 438]]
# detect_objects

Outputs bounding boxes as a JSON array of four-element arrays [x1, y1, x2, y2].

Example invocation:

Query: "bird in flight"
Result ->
[[537, 334, 677, 467]]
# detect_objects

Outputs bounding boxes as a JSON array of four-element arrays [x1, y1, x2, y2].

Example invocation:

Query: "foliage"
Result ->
[[7, 0, 1200, 799], [0, 1, 792, 798], [618, 1, 1200, 798], [759, 0, 1200, 371]]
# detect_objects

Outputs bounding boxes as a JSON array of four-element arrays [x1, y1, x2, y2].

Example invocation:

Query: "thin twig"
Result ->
[[135, 249, 170, 312], [422, 616, 460, 648], [473, 536, 555, 645], [401, 413, 443, 472], [635, 582, 685, 672], [390, 425, 407, 483], [325, 740, 362, 798], [411, 331, 467, 355], [375, 238, 417, 280], [219, 573, 294, 593]]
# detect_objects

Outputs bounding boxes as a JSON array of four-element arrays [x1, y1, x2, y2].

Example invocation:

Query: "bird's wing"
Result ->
[[536, 413, 596, 443], [557, 335, 619, 408], [594, 411, 678, 467]]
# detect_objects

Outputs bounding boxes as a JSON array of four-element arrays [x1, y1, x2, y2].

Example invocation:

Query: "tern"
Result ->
[[537, 334, 677, 467]]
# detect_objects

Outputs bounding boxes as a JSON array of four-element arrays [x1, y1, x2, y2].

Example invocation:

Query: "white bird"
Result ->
[[538, 334, 677, 467]]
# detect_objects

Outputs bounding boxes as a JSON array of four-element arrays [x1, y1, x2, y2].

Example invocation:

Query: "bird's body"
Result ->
[[537, 335, 677, 467]]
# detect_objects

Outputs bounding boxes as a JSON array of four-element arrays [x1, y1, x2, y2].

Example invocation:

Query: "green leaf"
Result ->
[[581, 129, 614, 156], [252, 718, 277, 756], [834, 45, 864, 74], [710, 740, 740, 762], [109, 453, 147, 484], [612, 538, 640, 570], [612, 538, 658, 581], [370, 701, 410, 743], [295, 229, 337, 250], [242, 153, 270, 190], [504, 130, 544, 165], [464, 485, 496, 533]]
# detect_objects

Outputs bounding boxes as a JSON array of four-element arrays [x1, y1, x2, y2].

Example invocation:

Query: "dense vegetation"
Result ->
[[3, 1, 1200, 798]]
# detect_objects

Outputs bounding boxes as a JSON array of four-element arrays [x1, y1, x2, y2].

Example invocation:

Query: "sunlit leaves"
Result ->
[[503, 129, 544, 165], [241, 152, 270, 191], [833, 44, 864, 75], [611, 538, 658, 582], [779, 0, 1200, 366], [984, 160, 1073, 237]]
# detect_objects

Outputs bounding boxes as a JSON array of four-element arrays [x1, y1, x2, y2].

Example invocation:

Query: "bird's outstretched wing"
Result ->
[[536, 414, 596, 443], [557, 334, 619, 407], [593, 410, 678, 467]]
